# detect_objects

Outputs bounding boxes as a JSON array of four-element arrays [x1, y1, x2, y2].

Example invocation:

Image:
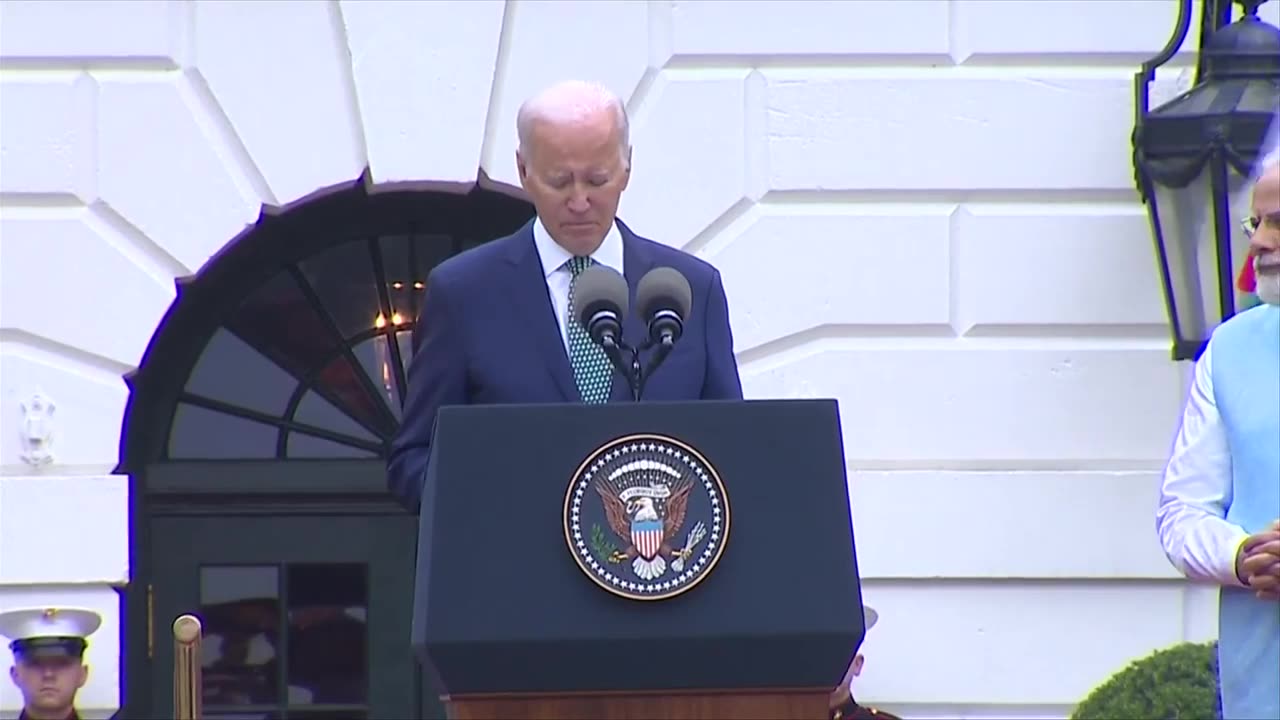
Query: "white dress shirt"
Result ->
[[532, 217, 626, 353], [1157, 341, 1251, 588]]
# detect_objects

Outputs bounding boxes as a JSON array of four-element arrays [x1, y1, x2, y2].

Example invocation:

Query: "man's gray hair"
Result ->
[[1254, 149, 1280, 181], [516, 80, 631, 162]]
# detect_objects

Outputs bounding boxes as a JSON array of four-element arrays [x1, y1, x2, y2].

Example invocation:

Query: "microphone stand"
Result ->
[[633, 336, 676, 401], [600, 336, 643, 402], [608, 336, 676, 402], [630, 344, 644, 402], [596, 323, 678, 402]]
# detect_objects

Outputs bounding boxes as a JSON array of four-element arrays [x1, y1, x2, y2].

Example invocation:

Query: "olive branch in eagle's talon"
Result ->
[[590, 524, 624, 564]]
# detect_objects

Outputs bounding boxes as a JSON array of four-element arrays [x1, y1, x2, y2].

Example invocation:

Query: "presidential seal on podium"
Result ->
[[564, 433, 730, 601]]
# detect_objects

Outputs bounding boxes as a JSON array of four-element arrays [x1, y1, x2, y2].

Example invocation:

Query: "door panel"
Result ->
[[149, 514, 419, 719]]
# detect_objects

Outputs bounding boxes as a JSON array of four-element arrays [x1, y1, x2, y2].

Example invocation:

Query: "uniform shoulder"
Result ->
[[833, 702, 902, 720]]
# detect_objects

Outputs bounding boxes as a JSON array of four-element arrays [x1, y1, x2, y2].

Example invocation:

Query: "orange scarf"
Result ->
[[1238, 249, 1257, 293]]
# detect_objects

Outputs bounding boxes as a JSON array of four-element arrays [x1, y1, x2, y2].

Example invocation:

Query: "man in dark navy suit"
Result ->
[[387, 79, 744, 511]]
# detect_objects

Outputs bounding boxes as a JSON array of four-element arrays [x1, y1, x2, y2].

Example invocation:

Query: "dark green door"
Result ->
[[149, 514, 421, 720]]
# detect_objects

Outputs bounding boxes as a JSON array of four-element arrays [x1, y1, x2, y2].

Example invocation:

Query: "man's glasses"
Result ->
[[1242, 216, 1260, 238], [1242, 214, 1280, 238]]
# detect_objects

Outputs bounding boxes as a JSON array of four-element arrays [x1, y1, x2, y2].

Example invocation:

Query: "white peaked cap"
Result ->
[[0, 607, 101, 644], [864, 605, 878, 632]]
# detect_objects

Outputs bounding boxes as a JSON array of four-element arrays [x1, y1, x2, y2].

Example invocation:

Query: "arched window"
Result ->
[[120, 179, 535, 720], [171, 233, 431, 461], [120, 180, 535, 473]]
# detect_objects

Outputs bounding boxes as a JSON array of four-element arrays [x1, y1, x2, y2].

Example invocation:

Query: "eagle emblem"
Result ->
[[564, 434, 730, 601]]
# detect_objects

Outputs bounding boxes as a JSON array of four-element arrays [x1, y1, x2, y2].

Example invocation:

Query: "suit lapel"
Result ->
[[503, 223, 578, 402], [611, 221, 656, 402]]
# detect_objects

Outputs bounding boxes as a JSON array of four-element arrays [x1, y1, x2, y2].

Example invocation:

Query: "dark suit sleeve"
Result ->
[[386, 269, 467, 512], [700, 268, 745, 400]]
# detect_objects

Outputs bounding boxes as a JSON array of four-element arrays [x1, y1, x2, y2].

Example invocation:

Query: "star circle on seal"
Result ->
[[563, 433, 730, 601]]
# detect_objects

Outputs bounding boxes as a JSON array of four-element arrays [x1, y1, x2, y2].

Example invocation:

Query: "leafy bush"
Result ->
[[1071, 641, 1222, 720]]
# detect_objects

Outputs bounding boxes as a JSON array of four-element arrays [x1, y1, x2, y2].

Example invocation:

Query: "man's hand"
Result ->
[[1236, 520, 1280, 600]]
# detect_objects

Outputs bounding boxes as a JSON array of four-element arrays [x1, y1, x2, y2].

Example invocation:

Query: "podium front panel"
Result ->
[[412, 399, 864, 694]]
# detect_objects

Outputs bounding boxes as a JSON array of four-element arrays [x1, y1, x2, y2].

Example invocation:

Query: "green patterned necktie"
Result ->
[[566, 255, 614, 404]]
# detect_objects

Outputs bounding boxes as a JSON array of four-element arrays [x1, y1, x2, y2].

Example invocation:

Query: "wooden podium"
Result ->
[[410, 400, 866, 720], [443, 688, 832, 719]]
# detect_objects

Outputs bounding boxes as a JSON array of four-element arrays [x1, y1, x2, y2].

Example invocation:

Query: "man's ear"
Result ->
[[515, 150, 528, 181], [8, 665, 17, 685], [618, 146, 633, 192], [77, 663, 89, 688]]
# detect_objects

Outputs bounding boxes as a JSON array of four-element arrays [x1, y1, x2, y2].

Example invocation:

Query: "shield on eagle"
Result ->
[[632, 519, 664, 560], [619, 482, 674, 561]]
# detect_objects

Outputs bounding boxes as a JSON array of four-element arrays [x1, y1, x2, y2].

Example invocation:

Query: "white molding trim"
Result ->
[[0, 475, 129, 585]]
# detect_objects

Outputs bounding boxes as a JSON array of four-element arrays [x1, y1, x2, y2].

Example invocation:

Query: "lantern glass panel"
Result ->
[[1150, 164, 1257, 346]]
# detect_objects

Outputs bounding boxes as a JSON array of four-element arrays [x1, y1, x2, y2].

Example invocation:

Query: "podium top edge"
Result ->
[[438, 398, 841, 413]]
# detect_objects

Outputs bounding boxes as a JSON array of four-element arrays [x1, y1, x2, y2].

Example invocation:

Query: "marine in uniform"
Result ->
[[831, 696, 903, 720], [829, 606, 903, 720], [0, 607, 100, 720]]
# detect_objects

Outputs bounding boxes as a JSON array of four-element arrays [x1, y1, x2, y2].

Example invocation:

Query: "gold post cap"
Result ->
[[172, 614, 202, 644]]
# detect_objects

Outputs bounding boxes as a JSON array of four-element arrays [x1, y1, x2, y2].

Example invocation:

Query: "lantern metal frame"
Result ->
[[1132, 0, 1280, 361]]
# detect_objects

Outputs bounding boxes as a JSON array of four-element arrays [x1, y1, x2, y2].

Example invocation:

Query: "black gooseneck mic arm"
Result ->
[[595, 332, 643, 402], [629, 345, 644, 401], [630, 335, 673, 401], [599, 329, 684, 402]]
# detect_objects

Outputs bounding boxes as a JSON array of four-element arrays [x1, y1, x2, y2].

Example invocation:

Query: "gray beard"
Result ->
[[1256, 257, 1280, 306]]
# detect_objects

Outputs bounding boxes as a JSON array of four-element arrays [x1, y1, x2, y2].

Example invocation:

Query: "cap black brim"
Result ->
[[11, 636, 86, 660], [20, 646, 78, 660]]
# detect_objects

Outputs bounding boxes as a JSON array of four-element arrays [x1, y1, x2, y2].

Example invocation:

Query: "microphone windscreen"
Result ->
[[574, 264, 630, 326], [636, 267, 693, 320]]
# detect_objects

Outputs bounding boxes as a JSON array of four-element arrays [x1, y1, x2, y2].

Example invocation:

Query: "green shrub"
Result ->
[[1071, 641, 1222, 720]]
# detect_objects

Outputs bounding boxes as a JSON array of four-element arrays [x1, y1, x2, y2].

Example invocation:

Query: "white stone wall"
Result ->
[[5, 0, 1277, 717]]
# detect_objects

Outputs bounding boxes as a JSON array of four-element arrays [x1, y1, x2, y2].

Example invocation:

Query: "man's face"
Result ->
[[10, 657, 87, 714], [516, 112, 631, 256], [1248, 167, 1280, 305]]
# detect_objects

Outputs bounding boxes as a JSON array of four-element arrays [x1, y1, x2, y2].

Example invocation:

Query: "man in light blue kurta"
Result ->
[[1157, 159, 1280, 720]]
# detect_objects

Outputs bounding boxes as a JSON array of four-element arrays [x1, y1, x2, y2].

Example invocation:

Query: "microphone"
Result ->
[[633, 267, 692, 392], [635, 267, 693, 348], [573, 265, 638, 398], [573, 265, 629, 349]]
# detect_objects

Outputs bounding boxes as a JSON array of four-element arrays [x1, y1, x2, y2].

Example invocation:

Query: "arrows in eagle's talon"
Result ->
[[607, 551, 627, 563]]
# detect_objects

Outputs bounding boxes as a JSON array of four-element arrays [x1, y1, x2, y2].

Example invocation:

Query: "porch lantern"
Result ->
[[1133, 0, 1280, 361]]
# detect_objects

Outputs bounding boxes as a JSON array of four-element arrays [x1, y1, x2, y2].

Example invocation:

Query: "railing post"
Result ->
[[172, 614, 203, 720]]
